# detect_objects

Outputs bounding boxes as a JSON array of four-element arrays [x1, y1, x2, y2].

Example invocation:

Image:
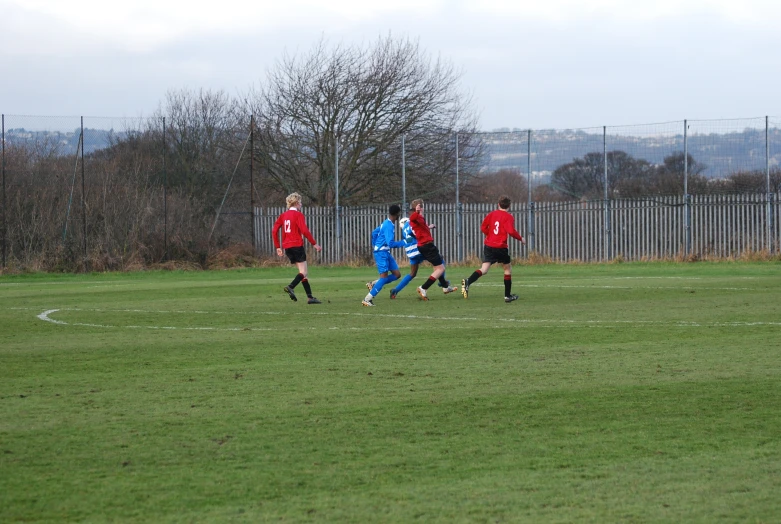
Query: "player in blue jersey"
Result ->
[[369, 215, 458, 299], [362, 204, 407, 307]]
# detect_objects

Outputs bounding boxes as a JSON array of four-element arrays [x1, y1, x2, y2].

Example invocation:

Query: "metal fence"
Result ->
[[255, 195, 780, 265], [2, 114, 780, 269]]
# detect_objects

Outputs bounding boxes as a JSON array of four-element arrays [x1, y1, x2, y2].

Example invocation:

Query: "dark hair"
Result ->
[[498, 196, 511, 209], [389, 204, 401, 216]]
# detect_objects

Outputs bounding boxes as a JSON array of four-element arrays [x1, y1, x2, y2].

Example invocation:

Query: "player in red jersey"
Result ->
[[408, 199, 452, 300], [272, 192, 323, 304], [461, 195, 525, 303]]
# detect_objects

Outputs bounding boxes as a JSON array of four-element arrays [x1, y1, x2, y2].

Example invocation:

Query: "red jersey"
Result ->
[[409, 211, 434, 246], [481, 209, 523, 248], [272, 208, 317, 249]]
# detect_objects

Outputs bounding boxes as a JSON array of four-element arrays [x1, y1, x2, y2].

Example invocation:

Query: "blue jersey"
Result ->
[[372, 218, 405, 251], [401, 220, 421, 260]]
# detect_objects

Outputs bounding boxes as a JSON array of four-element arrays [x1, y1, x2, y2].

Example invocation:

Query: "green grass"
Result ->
[[1, 262, 780, 522]]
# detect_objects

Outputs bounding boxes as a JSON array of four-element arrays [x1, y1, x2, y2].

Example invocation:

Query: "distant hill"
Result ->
[[481, 127, 781, 178], [6, 126, 780, 179]]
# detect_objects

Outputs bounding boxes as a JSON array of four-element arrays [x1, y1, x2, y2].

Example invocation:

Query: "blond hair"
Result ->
[[285, 192, 302, 208], [410, 199, 424, 211]]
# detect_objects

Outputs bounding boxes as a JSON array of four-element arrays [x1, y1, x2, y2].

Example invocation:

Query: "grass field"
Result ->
[[1, 262, 780, 522]]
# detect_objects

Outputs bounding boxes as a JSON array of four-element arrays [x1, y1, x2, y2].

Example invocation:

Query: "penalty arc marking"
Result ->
[[31, 308, 781, 331]]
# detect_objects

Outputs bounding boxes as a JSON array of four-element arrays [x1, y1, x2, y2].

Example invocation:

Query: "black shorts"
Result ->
[[284, 246, 307, 264], [482, 246, 511, 265], [418, 242, 444, 266]]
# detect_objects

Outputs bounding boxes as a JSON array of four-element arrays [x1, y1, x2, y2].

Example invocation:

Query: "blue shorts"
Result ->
[[373, 251, 399, 274], [408, 254, 424, 266]]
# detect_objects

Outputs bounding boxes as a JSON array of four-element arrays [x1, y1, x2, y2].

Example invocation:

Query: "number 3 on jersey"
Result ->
[[493, 221, 500, 234]]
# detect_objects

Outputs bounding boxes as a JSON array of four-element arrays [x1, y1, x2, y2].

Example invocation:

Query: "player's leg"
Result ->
[[503, 263, 518, 303], [462, 260, 492, 298], [391, 261, 419, 298], [283, 248, 307, 301], [295, 260, 320, 304], [364, 254, 399, 305], [417, 244, 446, 300], [437, 260, 458, 294]]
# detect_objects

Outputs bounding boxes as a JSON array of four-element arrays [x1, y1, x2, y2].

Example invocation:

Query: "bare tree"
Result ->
[[154, 88, 246, 200], [551, 151, 653, 199], [246, 35, 479, 205]]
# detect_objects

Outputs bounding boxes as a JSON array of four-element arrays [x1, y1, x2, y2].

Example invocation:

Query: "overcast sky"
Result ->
[[2, 0, 780, 130]]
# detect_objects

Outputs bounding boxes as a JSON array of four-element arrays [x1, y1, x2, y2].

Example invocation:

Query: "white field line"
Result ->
[[476, 283, 757, 290], [25, 308, 781, 331]]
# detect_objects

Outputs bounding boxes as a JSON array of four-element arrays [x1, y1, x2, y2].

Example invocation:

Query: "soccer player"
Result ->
[[272, 192, 323, 304], [408, 199, 451, 301], [461, 195, 525, 303], [376, 216, 457, 298], [362, 204, 407, 306]]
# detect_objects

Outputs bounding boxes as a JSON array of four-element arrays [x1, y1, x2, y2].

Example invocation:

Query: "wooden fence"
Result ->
[[255, 194, 780, 264]]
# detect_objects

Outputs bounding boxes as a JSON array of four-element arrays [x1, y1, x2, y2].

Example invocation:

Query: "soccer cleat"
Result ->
[[505, 294, 519, 303], [362, 298, 375, 307], [461, 278, 469, 298], [366, 281, 375, 291], [442, 285, 458, 294], [307, 297, 321, 304], [416, 286, 429, 301], [390, 288, 398, 299], [283, 286, 297, 302]]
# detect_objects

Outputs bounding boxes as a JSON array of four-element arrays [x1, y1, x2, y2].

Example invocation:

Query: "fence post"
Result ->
[[528, 201, 536, 255], [335, 137, 341, 262], [80, 116, 87, 266], [527, 129, 533, 256], [769, 193, 775, 253], [766, 116, 772, 252], [250, 115, 255, 253], [162, 116, 168, 261], [401, 134, 406, 212], [684, 120, 691, 256], [1, 114, 5, 269], [603, 126, 611, 261], [455, 133, 462, 261]]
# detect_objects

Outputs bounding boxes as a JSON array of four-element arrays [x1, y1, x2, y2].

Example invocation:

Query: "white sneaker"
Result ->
[[416, 286, 429, 301], [362, 298, 375, 307], [442, 285, 458, 294]]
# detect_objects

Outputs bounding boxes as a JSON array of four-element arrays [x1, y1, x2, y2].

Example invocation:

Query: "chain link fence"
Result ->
[[2, 114, 779, 269]]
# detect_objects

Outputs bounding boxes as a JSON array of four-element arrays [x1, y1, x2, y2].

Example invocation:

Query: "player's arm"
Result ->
[[505, 215, 525, 243], [480, 214, 491, 236], [272, 216, 283, 249], [383, 222, 406, 248], [271, 216, 284, 255], [299, 215, 322, 251]]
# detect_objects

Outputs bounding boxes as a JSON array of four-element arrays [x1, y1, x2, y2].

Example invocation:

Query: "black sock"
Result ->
[[504, 276, 512, 296], [422, 276, 436, 290], [301, 278, 312, 297], [438, 275, 449, 287], [289, 273, 304, 289], [467, 270, 482, 284]]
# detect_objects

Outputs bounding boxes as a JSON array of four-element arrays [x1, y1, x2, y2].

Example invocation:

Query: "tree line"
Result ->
[[2, 35, 779, 271]]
